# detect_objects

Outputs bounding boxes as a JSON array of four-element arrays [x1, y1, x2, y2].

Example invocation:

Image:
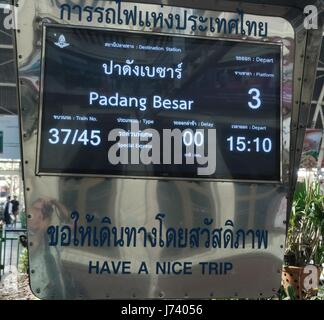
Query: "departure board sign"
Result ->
[[38, 25, 281, 182]]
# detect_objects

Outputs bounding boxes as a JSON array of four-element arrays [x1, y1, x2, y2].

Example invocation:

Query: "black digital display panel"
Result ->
[[38, 25, 281, 182]]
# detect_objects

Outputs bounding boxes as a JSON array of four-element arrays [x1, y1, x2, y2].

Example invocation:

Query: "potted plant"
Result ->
[[282, 179, 324, 299]]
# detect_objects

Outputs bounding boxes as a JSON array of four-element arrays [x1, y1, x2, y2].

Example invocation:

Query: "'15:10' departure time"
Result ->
[[227, 136, 273, 153]]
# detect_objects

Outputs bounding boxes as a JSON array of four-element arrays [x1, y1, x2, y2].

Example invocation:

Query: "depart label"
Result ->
[[38, 25, 281, 181]]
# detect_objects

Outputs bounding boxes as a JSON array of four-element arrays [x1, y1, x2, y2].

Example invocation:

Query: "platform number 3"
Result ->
[[248, 88, 262, 109]]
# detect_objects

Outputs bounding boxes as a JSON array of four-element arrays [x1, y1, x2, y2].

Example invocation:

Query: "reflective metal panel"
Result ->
[[15, 0, 296, 299]]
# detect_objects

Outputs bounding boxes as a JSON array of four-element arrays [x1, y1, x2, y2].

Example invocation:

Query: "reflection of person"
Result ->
[[29, 198, 75, 299], [11, 196, 19, 227], [4, 196, 12, 226]]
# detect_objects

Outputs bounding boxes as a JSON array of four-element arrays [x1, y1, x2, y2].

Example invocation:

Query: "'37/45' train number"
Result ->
[[48, 129, 101, 146]]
